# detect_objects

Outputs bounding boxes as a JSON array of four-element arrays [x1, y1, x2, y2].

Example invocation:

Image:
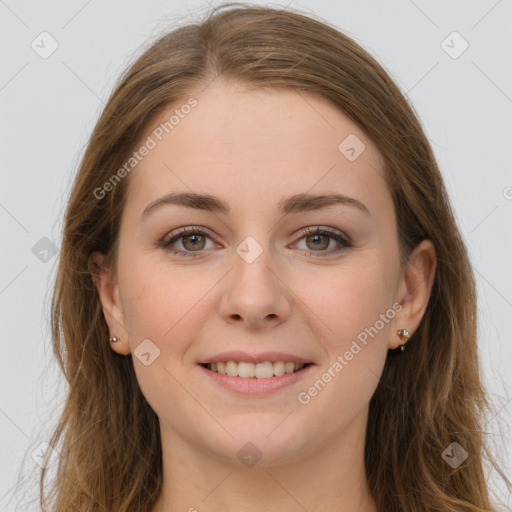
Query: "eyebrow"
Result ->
[[141, 191, 371, 220]]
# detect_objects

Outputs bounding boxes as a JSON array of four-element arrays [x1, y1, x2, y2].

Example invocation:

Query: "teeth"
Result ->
[[273, 361, 285, 376], [255, 362, 274, 378], [238, 361, 255, 378], [206, 360, 307, 378]]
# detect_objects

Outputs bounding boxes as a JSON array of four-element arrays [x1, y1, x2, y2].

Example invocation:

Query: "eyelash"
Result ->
[[159, 225, 352, 259]]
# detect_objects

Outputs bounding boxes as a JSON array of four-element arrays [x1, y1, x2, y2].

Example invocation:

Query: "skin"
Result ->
[[91, 79, 436, 512]]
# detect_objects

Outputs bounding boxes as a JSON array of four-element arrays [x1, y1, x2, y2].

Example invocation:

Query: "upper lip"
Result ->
[[197, 351, 314, 365]]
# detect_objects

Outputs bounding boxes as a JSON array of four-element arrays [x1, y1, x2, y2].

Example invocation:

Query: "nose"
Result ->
[[218, 245, 291, 330]]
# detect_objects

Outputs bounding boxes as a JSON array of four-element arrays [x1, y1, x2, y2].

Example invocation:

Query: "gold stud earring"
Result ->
[[397, 329, 410, 351]]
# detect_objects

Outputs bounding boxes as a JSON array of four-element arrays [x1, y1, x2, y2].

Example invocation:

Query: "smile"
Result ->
[[198, 361, 314, 395], [201, 361, 309, 378]]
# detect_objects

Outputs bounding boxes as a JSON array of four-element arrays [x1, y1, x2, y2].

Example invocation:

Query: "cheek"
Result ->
[[298, 257, 394, 348], [118, 253, 219, 357], [119, 247, 180, 321], [293, 258, 393, 410], [117, 255, 213, 417]]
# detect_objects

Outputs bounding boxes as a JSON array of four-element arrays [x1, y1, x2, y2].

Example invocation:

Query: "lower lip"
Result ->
[[198, 364, 315, 395]]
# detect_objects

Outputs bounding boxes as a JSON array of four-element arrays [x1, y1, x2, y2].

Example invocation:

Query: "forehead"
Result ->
[[124, 80, 389, 219]]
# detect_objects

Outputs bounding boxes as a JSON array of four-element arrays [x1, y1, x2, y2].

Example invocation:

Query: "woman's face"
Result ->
[[95, 80, 428, 466]]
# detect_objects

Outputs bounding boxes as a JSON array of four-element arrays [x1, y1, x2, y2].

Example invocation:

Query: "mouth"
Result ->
[[198, 360, 315, 395], [199, 361, 314, 378]]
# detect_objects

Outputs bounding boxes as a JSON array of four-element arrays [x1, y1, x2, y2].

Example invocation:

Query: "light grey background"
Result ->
[[1, 0, 511, 510]]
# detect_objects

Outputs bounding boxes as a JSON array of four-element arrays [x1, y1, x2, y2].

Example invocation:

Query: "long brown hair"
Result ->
[[31, 3, 497, 510]]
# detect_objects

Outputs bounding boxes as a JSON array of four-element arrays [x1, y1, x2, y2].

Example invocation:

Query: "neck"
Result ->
[[152, 408, 377, 512]]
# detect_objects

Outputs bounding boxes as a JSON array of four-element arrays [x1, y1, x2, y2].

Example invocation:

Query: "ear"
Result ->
[[88, 251, 131, 355], [389, 239, 437, 350]]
